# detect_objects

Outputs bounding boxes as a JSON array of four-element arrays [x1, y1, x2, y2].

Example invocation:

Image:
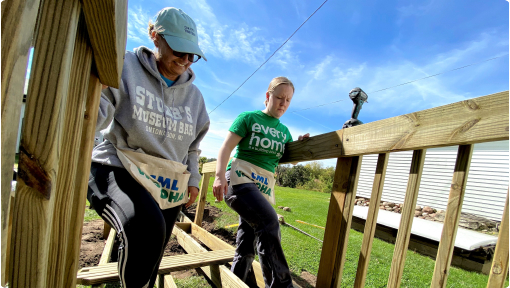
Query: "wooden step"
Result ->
[[77, 249, 235, 285]]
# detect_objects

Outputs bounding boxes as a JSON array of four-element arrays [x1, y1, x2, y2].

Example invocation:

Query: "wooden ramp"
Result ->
[[77, 249, 235, 285]]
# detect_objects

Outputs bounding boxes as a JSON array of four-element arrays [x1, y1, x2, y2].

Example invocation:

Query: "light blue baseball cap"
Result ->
[[154, 7, 207, 61]]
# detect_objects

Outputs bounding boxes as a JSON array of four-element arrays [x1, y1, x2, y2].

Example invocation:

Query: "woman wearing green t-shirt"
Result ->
[[213, 77, 309, 287]]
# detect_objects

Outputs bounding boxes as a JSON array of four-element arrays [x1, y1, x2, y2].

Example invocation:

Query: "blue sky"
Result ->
[[24, 0, 508, 166], [125, 0, 509, 166]]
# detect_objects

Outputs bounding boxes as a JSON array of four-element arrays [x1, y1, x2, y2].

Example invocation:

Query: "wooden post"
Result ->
[[316, 156, 362, 287], [1, 0, 42, 285], [431, 144, 473, 287], [9, 0, 82, 287], [387, 149, 426, 288], [354, 153, 389, 288], [194, 172, 211, 227], [486, 191, 509, 288]]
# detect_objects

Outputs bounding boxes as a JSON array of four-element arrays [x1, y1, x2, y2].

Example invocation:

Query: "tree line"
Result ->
[[200, 157, 334, 193], [275, 161, 335, 193]]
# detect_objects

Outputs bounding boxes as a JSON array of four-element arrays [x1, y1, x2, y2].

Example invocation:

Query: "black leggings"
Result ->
[[87, 162, 182, 288]]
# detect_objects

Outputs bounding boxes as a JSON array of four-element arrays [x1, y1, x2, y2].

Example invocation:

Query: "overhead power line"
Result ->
[[208, 0, 330, 115], [292, 53, 509, 112]]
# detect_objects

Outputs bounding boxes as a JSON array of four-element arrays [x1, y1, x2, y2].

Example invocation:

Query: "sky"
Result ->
[[127, 0, 510, 166], [26, 0, 509, 167]]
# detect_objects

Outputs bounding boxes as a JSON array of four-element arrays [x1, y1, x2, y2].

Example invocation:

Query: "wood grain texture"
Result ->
[[202, 162, 217, 174], [280, 91, 509, 164], [163, 274, 177, 288], [1, 1, 41, 284], [431, 145, 473, 288], [82, 0, 127, 87], [66, 69, 102, 288], [487, 191, 509, 288], [9, 0, 81, 287], [354, 153, 389, 288], [91, 226, 116, 288], [387, 149, 426, 288], [194, 172, 212, 227], [316, 156, 362, 287], [156, 274, 178, 288], [77, 249, 235, 285], [8, 180, 47, 288], [172, 225, 248, 287]]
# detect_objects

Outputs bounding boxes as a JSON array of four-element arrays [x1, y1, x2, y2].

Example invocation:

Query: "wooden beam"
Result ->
[[77, 249, 235, 285], [202, 162, 217, 174], [172, 225, 248, 288], [354, 153, 389, 288], [1, 1, 42, 284], [194, 172, 212, 227], [157, 274, 178, 288], [487, 191, 509, 288], [280, 91, 509, 163], [431, 144, 473, 287], [316, 156, 362, 287], [82, 0, 127, 88], [9, 0, 82, 287], [92, 226, 116, 288], [387, 149, 426, 287]]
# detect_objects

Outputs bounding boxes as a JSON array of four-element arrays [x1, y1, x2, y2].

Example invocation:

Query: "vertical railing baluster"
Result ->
[[431, 144, 474, 287], [387, 149, 426, 287], [354, 153, 389, 287]]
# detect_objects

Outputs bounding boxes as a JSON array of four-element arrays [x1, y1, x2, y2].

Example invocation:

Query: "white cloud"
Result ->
[[128, 6, 152, 45]]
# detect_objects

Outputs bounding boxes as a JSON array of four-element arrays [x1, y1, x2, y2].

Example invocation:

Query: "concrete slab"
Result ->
[[353, 206, 498, 251]]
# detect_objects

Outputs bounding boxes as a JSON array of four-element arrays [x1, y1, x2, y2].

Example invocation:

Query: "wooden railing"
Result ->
[[1, 0, 126, 287], [198, 91, 509, 288], [1, 0, 508, 287]]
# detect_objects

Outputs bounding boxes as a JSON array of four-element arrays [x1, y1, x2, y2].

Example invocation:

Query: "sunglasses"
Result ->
[[172, 50, 201, 63]]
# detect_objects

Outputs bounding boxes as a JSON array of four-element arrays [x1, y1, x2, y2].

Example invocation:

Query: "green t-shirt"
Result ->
[[227, 110, 293, 173]]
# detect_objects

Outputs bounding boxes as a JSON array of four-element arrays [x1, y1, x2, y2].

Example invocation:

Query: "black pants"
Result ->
[[87, 162, 182, 288], [225, 171, 293, 288]]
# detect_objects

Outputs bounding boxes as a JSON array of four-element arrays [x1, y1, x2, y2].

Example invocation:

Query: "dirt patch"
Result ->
[[80, 202, 314, 286], [183, 203, 237, 246], [80, 219, 105, 268]]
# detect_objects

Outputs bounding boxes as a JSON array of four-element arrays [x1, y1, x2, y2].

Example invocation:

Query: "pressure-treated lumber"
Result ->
[[77, 249, 235, 285], [195, 172, 212, 226], [431, 145, 473, 287], [202, 162, 217, 174], [316, 156, 362, 287], [91, 226, 116, 288], [280, 91, 509, 163], [157, 274, 178, 288], [387, 149, 426, 287], [487, 191, 509, 288], [1, 1, 42, 284], [82, 0, 127, 88], [176, 217, 275, 288], [354, 153, 389, 288], [172, 224, 248, 288], [9, 1, 82, 287]]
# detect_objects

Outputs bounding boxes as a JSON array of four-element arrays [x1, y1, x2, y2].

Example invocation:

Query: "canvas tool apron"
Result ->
[[116, 148, 190, 209], [229, 158, 276, 205]]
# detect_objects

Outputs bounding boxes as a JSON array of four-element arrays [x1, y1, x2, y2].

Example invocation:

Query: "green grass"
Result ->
[[77, 276, 209, 288], [174, 276, 210, 287], [202, 181, 506, 288], [83, 200, 102, 222]]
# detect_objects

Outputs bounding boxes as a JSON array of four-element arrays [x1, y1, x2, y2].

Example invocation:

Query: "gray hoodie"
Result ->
[[92, 46, 210, 188]]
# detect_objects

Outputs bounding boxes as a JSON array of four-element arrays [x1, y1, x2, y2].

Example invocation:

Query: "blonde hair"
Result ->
[[148, 21, 165, 58], [264, 76, 295, 107]]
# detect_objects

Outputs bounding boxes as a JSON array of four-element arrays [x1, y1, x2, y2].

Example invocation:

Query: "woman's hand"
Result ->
[[298, 133, 310, 141], [212, 175, 228, 202], [185, 186, 199, 208]]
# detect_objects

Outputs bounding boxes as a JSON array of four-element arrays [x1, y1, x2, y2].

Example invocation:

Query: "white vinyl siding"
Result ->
[[356, 141, 509, 221]]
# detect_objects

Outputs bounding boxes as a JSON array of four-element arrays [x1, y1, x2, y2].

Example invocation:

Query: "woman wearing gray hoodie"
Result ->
[[87, 7, 210, 287]]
